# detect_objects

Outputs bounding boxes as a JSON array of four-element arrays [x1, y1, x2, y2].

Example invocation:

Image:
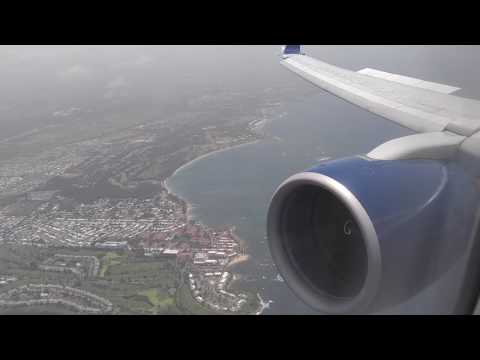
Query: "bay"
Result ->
[[166, 46, 480, 314]]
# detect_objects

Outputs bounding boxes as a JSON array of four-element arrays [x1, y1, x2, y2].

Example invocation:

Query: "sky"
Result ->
[[1, 45, 480, 314], [1, 45, 480, 143], [1, 45, 479, 109]]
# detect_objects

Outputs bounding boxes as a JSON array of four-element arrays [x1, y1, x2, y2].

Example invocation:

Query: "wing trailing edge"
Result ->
[[280, 46, 480, 136], [358, 68, 461, 95]]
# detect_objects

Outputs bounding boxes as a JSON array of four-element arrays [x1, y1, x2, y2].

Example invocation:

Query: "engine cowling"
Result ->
[[267, 156, 480, 314]]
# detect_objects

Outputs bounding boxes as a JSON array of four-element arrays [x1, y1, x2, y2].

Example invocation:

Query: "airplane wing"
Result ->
[[267, 45, 480, 314], [281, 45, 480, 136], [268, 46, 480, 315]]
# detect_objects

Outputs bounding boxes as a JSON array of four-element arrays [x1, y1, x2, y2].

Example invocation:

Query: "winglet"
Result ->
[[282, 45, 304, 59]]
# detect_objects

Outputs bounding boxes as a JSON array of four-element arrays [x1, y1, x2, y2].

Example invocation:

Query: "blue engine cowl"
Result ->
[[267, 156, 480, 314]]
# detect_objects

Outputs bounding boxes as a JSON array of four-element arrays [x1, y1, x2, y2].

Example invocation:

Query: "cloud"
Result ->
[[111, 54, 155, 70], [104, 76, 128, 99], [134, 55, 154, 66], [106, 76, 127, 89], [58, 64, 91, 80]]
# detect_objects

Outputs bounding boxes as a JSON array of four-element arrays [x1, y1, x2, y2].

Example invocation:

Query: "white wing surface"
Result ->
[[281, 46, 480, 136]]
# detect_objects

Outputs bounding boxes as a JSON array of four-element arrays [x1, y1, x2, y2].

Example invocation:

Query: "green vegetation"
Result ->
[[99, 252, 122, 277], [0, 245, 258, 315], [175, 283, 225, 316], [83, 252, 182, 314], [137, 288, 175, 315]]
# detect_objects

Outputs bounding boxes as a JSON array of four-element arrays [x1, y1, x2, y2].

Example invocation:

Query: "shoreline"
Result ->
[[163, 138, 260, 228], [168, 139, 261, 182], [161, 127, 272, 315], [162, 136, 262, 256], [226, 254, 250, 269], [255, 292, 273, 315]]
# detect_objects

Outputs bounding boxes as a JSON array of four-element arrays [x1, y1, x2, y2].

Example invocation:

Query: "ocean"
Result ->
[[166, 92, 413, 314], [168, 46, 480, 314]]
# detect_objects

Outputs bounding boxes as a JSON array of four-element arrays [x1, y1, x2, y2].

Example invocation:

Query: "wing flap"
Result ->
[[282, 52, 480, 136], [358, 68, 461, 94]]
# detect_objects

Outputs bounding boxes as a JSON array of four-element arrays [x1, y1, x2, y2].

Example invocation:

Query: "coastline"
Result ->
[[255, 292, 273, 315], [163, 138, 261, 227], [162, 136, 262, 255], [168, 139, 261, 181], [163, 136, 264, 314], [226, 254, 250, 269]]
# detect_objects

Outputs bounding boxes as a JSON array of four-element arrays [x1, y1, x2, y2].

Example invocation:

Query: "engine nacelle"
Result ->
[[267, 156, 480, 314]]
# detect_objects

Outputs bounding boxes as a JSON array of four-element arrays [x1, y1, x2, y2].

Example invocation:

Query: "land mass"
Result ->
[[0, 87, 293, 315]]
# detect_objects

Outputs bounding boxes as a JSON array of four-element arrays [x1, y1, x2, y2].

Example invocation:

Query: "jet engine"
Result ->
[[267, 156, 480, 314]]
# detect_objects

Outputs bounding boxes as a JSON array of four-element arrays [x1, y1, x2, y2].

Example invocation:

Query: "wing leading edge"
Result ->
[[281, 46, 480, 136]]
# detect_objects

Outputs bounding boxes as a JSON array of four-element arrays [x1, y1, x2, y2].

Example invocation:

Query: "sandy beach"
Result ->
[[163, 138, 261, 235], [162, 137, 260, 257], [226, 254, 250, 269], [167, 139, 260, 181]]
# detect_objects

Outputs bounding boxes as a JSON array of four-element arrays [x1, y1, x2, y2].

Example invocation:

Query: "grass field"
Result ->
[[99, 252, 122, 277], [138, 288, 175, 315], [0, 245, 258, 315], [175, 283, 225, 315]]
